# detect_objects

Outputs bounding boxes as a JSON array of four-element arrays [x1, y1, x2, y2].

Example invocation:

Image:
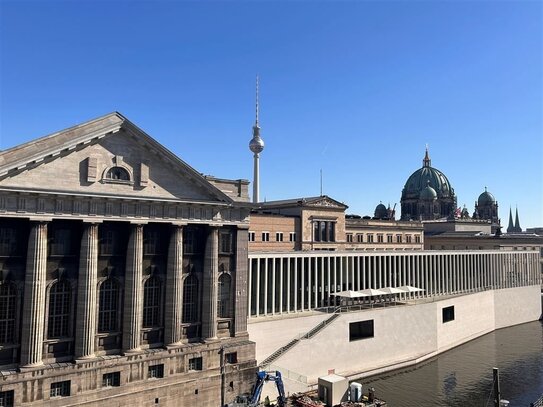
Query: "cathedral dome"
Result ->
[[374, 203, 388, 219], [401, 151, 454, 200], [478, 189, 495, 205]]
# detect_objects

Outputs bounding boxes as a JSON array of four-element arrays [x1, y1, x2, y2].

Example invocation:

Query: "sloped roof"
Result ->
[[0, 112, 235, 203]]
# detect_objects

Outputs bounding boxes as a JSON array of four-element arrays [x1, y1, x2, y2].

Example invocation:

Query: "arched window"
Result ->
[[48, 280, 72, 338], [143, 276, 162, 327], [182, 275, 198, 323], [105, 167, 130, 181], [217, 274, 232, 318], [0, 282, 17, 344], [98, 278, 119, 333]]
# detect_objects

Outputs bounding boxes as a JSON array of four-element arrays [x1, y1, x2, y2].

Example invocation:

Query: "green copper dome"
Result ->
[[374, 203, 388, 219], [420, 182, 437, 200], [401, 150, 455, 200], [478, 189, 495, 205]]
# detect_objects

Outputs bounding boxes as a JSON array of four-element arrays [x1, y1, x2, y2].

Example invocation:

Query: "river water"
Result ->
[[357, 320, 543, 407]]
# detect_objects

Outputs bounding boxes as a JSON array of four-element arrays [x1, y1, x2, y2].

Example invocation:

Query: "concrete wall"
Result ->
[[250, 286, 541, 394]]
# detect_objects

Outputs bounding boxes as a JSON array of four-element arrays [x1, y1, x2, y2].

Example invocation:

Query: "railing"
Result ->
[[260, 307, 342, 367], [531, 394, 543, 407]]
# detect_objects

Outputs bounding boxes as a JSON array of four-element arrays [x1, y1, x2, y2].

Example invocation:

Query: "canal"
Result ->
[[358, 320, 543, 406]]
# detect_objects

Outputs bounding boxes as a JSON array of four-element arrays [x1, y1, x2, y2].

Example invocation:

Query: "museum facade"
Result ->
[[0, 113, 256, 406]]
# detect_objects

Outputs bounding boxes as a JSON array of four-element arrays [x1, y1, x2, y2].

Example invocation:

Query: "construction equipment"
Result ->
[[229, 370, 287, 407]]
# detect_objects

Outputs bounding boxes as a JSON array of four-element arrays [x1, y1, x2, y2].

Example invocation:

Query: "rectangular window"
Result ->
[[148, 364, 164, 379], [225, 352, 238, 364], [0, 390, 14, 407], [349, 320, 374, 341], [377, 234, 384, 243], [50, 229, 72, 256], [396, 234, 402, 243], [50, 380, 70, 397], [248, 232, 255, 242], [188, 356, 203, 371], [387, 235, 393, 243], [346, 234, 353, 243], [220, 231, 233, 253], [0, 228, 17, 256], [102, 372, 121, 387], [313, 221, 336, 242], [261, 232, 270, 242], [406, 235, 412, 243], [356, 234, 363, 243], [276, 232, 283, 242], [289, 232, 296, 242], [415, 235, 421, 243], [367, 234, 374, 243], [442, 306, 455, 323]]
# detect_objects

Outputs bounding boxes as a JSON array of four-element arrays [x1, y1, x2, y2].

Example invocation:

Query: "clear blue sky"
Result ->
[[1, 1, 541, 228]]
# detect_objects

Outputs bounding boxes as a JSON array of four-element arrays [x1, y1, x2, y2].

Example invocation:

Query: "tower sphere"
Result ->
[[249, 134, 265, 154]]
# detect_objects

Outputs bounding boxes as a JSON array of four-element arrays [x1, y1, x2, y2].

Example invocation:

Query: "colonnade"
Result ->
[[17, 220, 248, 368], [247, 250, 541, 317]]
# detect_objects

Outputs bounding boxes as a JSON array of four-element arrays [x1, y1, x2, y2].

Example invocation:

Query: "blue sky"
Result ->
[[1, 1, 541, 227]]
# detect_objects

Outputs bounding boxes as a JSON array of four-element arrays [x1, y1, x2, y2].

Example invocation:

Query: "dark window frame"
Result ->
[[349, 320, 374, 341], [188, 356, 203, 371], [442, 306, 455, 323], [0, 282, 17, 344], [102, 371, 121, 387], [148, 364, 164, 379], [50, 380, 71, 397]]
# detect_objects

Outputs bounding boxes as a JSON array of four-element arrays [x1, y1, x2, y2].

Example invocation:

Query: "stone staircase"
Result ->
[[260, 310, 341, 367]]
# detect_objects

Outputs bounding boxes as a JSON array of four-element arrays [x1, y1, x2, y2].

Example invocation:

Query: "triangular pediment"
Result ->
[[305, 196, 348, 209], [0, 112, 232, 204]]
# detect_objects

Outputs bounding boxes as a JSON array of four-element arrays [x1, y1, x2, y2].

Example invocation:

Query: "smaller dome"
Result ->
[[420, 182, 437, 200], [478, 189, 495, 205], [374, 203, 388, 219]]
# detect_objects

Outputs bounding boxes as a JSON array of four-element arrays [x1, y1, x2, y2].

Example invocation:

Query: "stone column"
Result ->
[[122, 224, 144, 353], [164, 225, 184, 346], [201, 226, 219, 341], [20, 221, 48, 367], [234, 227, 249, 335], [74, 223, 99, 360]]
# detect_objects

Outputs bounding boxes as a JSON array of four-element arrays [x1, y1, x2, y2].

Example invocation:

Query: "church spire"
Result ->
[[507, 207, 514, 233], [423, 144, 431, 167], [514, 206, 521, 232]]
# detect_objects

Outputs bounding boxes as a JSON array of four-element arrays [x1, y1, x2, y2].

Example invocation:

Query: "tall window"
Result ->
[[99, 229, 117, 256], [143, 277, 162, 327], [182, 275, 199, 323], [217, 274, 232, 318], [0, 228, 17, 256], [0, 282, 17, 344], [143, 229, 161, 255], [50, 228, 72, 256], [98, 279, 119, 332], [48, 280, 72, 338], [220, 231, 233, 254], [313, 221, 336, 242]]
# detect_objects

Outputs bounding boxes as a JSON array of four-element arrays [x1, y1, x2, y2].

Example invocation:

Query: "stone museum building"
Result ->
[[0, 113, 256, 406]]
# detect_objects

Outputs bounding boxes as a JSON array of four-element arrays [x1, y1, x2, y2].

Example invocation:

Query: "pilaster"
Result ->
[[164, 225, 184, 346], [122, 224, 144, 353], [20, 221, 48, 368], [201, 227, 219, 340], [234, 226, 249, 336], [74, 223, 99, 360]]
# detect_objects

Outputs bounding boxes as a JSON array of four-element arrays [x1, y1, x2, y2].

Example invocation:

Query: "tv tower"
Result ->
[[248, 76, 265, 203]]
